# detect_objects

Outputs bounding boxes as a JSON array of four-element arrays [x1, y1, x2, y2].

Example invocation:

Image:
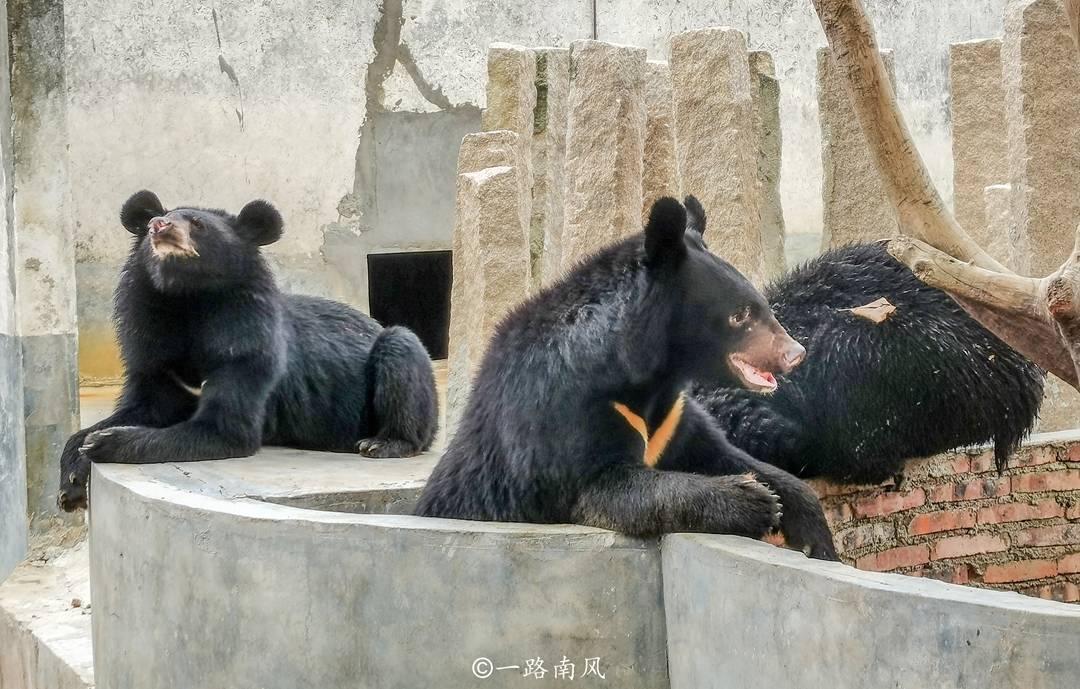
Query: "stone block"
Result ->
[[671, 27, 762, 284], [750, 50, 786, 280], [532, 48, 570, 287], [984, 183, 1026, 273], [446, 163, 530, 435], [642, 60, 677, 226], [818, 48, 900, 250], [561, 40, 647, 270], [1004, 0, 1080, 277], [951, 39, 1008, 257]]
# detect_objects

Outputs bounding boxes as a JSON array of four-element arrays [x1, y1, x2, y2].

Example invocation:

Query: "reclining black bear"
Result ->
[[57, 190, 438, 511]]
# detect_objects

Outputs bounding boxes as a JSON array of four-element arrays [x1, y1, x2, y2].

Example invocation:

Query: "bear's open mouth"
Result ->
[[728, 355, 778, 393]]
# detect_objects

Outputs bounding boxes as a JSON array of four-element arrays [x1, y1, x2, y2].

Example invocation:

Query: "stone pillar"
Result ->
[[0, 0, 27, 580], [750, 51, 786, 279], [671, 27, 762, 284], [1004, 0, 1080, 433], [818, 48, 899, 250], [8, 0, 80, 526], [642, 60, 677, 226], [446, 133, 530, 434], [532, 48, 570, 288], [984, 184, 1026, 274], [482, 44, 535, 277], [1004, 0, 1080, 277], [951, 39, 1009, 260], [561, 40, 647, 270]]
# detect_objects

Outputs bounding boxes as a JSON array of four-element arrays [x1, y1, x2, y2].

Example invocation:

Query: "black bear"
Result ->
[[57, 190, 438, 511], [695, 242, 1045, 485], [417, 196, 838, 560]]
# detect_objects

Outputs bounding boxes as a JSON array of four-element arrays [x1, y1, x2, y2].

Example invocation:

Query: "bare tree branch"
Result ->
[[1067, 0, 1080, 54]]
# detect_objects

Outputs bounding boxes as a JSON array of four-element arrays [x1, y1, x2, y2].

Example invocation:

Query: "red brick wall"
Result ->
[[803, 438, 1080, 604]]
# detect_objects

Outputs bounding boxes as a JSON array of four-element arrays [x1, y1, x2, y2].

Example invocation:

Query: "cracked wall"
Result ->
[[59, 0, 1009, 382]]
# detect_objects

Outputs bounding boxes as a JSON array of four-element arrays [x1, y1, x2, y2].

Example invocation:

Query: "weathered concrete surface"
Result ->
[[0, 0, 27, 582], [598, 0, 1012, 239], [642, 60, 677, 226], [533, 48, 570, 287], [9, 0, 80, 526], [1004, 0, 1080, 278], [671, 27, 762, 284], [561, 40, 647, 269], [90, 453, 668, 689], [818, 47, 900, 249], [951, 39, 1008, 257], [750, 51, 786, 280], [0, 538, 93, 689], [664, 535, 1080, 689]]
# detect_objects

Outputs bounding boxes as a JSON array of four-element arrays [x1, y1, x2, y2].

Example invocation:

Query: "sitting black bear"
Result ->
[[417, 196, 837, 560], [57, 190, 438, 511]]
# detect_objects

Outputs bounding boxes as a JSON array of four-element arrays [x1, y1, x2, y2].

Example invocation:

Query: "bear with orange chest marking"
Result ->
[[56, 190, 439, 511], [417, 196, 837, 560]]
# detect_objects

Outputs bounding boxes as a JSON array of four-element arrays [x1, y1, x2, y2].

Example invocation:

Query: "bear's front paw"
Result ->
[[80, 426, 145, 463], [57, 465, 90, 512], [356, 437, 422, 459], [711, 473, 782, 539]]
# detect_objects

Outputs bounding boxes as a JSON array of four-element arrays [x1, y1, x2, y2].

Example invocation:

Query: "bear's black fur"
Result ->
[[417, 197, 837, 560], [57, 190, 438, 511], [694, 242, 1045, 485]]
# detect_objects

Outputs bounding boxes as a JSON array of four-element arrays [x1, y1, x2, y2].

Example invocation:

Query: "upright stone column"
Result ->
[[750, 51, 786, 279], [8, 0, 79, 525], [642, 60, 677, 226], [1004, 0, 1080, 432], [984, 184, 1026, 274], [446, 133, 530, 435], [671, 28, 762, 284], [0, 0, 28, 580], [532, 48, 570, 287], [1004, 0, 1080, 277], [818, 48, 899, 250], [951, 39, 1009, 258], [483, 44, 535, 275], [561, 40, 647, 270], [446, 132, 526, 433]]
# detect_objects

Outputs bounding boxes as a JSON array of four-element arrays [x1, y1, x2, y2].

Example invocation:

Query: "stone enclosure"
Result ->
[[2, 0, 1080, 687]]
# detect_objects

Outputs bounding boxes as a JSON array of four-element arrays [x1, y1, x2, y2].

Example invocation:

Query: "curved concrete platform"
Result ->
[[664, 535, 1080, 689], [89, 450, 667, 689]]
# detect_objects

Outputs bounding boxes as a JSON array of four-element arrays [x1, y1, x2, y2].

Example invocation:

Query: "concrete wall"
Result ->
[[0, 0, 27, 581], [58, 0, 1008, 382], [90, 454, 667, 689], [664, 535, 1080, 689]]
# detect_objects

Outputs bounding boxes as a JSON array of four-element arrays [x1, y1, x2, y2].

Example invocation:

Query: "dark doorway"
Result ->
[[367, 250, 452, 359]]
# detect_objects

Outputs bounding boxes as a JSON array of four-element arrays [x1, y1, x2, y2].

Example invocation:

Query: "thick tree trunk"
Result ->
[[811, 0, 1080, 389]]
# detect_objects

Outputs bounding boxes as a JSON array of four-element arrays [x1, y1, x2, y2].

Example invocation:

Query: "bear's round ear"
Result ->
[[683, 194, 707, 240], [644, 196, 687, 265], [120, 190, 166, 236], [235, 200, 283, 246]]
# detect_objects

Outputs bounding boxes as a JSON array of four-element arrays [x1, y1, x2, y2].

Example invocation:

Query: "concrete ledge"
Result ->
[[0, 539, 93, 689], [663, 534, 1080, 689], [89, 450, 667, 689]]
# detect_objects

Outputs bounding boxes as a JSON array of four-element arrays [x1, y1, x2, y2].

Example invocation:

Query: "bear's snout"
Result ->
[[149, 216, 172, 234], [779, 339, 806, 373]]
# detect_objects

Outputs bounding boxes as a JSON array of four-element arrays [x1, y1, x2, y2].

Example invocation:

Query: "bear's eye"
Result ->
[[728, 306, 751, 328], [190, 216, 203, 230]]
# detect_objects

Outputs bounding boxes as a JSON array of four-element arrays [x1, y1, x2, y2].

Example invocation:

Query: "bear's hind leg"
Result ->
[[357, 326, 438, 458], [571, 464, 780, 539]]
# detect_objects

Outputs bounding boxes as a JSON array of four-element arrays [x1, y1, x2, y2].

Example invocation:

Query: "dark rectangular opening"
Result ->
[[367, 250, 452, 359]]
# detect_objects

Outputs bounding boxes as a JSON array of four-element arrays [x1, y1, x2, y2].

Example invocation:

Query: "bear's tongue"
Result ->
[[731, 356, 778, 392]]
